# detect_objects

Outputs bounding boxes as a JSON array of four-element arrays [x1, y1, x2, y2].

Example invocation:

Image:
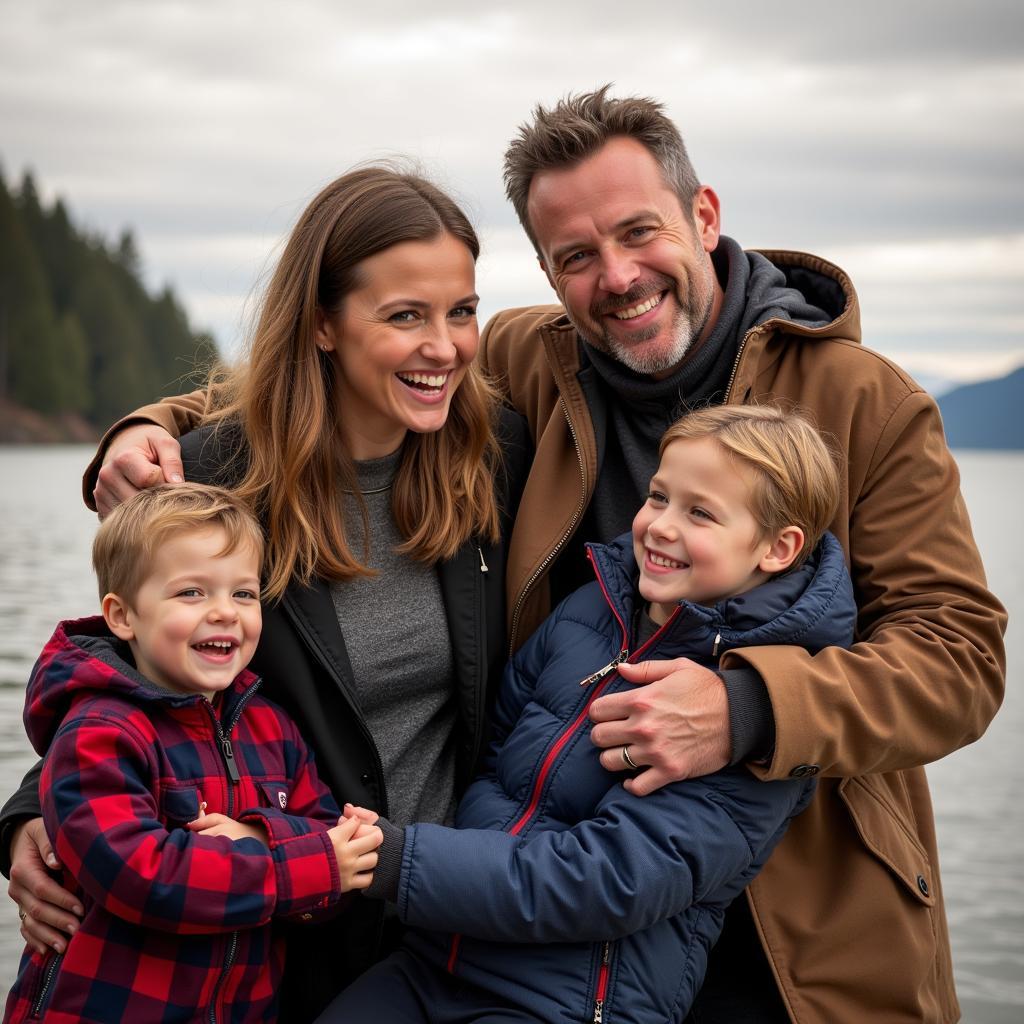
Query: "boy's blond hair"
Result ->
[[660, 406, 840, 568], [92, 484, 265, 605]]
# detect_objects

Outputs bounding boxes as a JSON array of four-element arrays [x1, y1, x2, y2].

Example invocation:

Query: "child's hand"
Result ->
[[343, 802, 380, 839], [327, 814, 382, 892], [188, 812, 268, 847]]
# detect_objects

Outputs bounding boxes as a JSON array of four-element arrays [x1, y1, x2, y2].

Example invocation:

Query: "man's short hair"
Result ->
[[503, 84, 702, 251], [92, 483, 265, 605], [660, 406, 841, 568]]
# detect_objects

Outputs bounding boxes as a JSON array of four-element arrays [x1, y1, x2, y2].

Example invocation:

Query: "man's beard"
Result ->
[[574, 265, 714, 377]]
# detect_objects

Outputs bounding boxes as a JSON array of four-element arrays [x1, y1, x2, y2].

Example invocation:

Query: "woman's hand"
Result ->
[[8, 819, 83, 955], [93, 423, 185, 518]]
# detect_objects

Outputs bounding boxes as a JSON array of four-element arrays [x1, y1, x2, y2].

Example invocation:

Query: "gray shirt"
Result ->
[[329, 449, 458, 828]]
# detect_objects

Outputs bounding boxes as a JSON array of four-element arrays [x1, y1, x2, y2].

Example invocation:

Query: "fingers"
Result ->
[[9, 874, 83, 956], [20, 907, 74, 956], [8, 820, 82, 954], [345, 869, 375, 890], [597, 743, 648, 774], [150, 435, 185, 485], [17, 818, 61, 872], [354, 850, 379, 874], [615, 658, 690, 685], [623, 768, 672, 799], [93, 425, 184, 518], [331, 820, 382, 891], [187, 812, 230, 830], [342, 803, 379, 825], [94, 454, 159, 518], [349, 826, 383, 854]]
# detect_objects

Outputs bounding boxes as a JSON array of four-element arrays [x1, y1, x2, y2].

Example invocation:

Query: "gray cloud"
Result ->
[[1, 0, 1020, 380]]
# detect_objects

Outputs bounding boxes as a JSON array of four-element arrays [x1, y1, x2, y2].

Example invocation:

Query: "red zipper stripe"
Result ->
[[446, 549, 681, 975]]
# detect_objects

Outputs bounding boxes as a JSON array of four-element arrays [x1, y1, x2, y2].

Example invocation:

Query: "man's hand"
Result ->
[[8, 819, 83, 955], [589, 658, 731, 796], [93, 423, 184, 518]]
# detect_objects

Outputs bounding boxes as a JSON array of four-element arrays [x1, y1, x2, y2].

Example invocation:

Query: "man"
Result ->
[[474, 88, 1005, 1022], [10, 88, 1006, 1022]]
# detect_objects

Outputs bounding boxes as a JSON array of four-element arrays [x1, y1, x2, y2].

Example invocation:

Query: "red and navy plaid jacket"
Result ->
[[4, 617, 345, 1023]]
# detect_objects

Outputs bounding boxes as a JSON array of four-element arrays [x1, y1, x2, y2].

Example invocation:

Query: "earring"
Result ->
[[320, 344, 329, 352]]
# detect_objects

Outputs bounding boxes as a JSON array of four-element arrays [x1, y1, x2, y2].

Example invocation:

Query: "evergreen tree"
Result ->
[[0, 164, 218, 428]]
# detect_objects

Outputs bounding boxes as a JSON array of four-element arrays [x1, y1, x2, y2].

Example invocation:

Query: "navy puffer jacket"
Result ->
[[395, 532, 856, 1023]]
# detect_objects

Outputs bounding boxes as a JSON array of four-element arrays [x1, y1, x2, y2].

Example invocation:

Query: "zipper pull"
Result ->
[[579, 650, 628, 687], [712, 632, 721, 658], [221, 737, 241, 784], [477, 546, 489, 573]]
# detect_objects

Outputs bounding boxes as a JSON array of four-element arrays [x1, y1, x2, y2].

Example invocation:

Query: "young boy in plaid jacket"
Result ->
[[4, 484, 381, 1023]]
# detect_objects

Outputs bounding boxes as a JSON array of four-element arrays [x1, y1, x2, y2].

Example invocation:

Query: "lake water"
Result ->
[[0, 446, 1020, 1021]]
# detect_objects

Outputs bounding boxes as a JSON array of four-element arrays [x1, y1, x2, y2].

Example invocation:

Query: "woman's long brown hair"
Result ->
[[204, 167, 501, 601]]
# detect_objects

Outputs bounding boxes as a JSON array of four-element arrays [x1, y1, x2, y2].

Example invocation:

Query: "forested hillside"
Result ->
[[0, 169, 216, 435]]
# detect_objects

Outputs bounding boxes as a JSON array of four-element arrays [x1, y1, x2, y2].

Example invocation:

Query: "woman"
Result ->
[[3, 167, 525, 1020]]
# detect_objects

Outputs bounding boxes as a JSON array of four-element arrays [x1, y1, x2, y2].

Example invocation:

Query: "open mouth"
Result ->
[[647, 549, 686, 570], [396, 371, 449, 395], [192, 639, 238, 658], [612, 292, 666, 321]]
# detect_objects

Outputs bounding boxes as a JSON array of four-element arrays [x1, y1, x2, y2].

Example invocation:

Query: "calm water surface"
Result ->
[[0, 446, 1020, 1020]]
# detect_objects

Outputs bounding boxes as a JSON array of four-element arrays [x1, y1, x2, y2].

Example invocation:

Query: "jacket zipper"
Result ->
[[201, 686, 256, 1021], [207, 930, 238, 1024], [468, 544, 490, 782], [202, 684, 259, 817], [592, 939, 612, 1022], [448, 551, 680, 975], [509, 397, 588, 654], [29, 950, 64, 1018]]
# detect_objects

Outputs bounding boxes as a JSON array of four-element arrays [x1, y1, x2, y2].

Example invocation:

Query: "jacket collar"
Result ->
[[585, 530, 856, 658]]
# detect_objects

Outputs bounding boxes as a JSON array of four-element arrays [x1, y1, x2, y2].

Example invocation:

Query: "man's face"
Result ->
[[527, 136, 722, 378]]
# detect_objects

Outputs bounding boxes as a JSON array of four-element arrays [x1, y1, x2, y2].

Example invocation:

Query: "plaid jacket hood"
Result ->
[[5, 618, 345, 1024], [23, 616, 262, 755]]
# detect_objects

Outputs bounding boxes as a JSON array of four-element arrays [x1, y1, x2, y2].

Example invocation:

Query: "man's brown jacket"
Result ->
[[477, 250, 1006, 1023]]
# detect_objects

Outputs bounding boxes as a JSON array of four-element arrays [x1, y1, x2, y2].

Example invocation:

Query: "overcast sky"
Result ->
[[2, 0, 1021, 387]]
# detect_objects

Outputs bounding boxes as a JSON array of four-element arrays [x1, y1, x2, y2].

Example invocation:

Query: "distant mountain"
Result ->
[[914, 373, 960, 398], [0, 167, 217, 438], [938, 366, 1024, 450]]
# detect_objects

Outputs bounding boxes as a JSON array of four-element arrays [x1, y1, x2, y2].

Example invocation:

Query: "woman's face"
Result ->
[[317, 233, 479, 461]]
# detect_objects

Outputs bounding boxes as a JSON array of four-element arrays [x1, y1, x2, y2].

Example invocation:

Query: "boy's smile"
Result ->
[[106, 526, 262, 699]]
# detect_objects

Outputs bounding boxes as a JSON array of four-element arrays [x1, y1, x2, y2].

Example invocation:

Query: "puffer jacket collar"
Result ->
[[586, 530, 856, 661]]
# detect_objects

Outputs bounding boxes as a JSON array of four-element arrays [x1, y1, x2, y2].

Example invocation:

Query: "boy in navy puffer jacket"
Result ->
[[320, 406, 857, 1024], [4, 484, 381, 1024]]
